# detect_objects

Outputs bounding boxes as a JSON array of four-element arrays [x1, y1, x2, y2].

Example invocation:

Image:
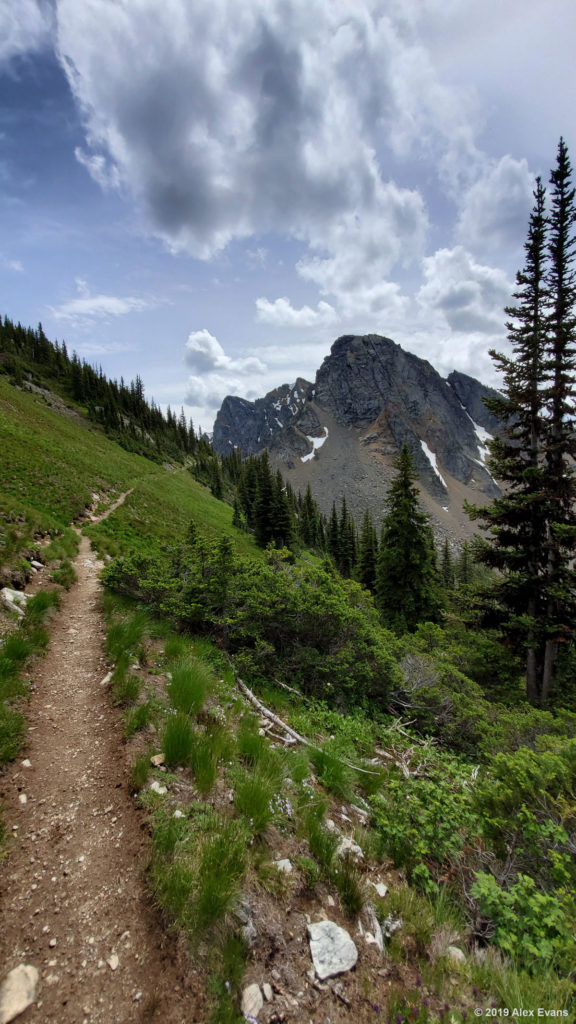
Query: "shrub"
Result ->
[[471, 872, 576, 974], [371, 753, 479, 881]]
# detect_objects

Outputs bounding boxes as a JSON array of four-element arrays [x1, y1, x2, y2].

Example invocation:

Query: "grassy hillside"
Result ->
[[0, 376, 260, 567]]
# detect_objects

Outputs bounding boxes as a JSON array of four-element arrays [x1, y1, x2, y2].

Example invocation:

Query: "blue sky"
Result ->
[[1, 0, 575, 431]]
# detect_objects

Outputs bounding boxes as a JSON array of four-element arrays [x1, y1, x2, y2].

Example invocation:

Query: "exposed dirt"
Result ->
[[0, 500, 206, 1023]]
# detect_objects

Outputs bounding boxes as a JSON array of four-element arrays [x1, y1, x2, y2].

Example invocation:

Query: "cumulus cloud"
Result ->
[[185, 329, 266, 374], [417, 246, 513, 334], [0, 0, 53, 67], [49, 278, 150, 323], [255, 297, 338, 328], [55, 0, 476, 294], [457, 155, 534, 255]]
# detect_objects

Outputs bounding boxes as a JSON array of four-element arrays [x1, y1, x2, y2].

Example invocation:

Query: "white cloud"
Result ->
[[255, 297, 338, 327], [55, 0, 472, 271], [457, 155, 534, 255], [0, 0, 53, 67], [49, 278, 150, 323], [417, 246, 513, 335], [184, 329, 266, 374], [74, 148, 121, 191]]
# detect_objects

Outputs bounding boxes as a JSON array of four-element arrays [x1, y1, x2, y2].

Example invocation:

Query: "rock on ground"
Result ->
[[0, 964, 39, 1024], [307, 920, 358, 980]]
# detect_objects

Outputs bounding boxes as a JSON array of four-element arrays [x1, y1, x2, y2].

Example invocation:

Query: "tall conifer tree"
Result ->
[[376, 444, 440, 634], [469, 140, 576, 704]]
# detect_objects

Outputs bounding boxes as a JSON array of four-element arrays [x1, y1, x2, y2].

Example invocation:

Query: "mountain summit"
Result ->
[[213, 334, 501, 539]]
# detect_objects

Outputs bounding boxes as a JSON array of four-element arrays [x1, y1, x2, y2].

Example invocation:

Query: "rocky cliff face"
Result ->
[[212, 334, 502, 539], [214, 378, 311, 458]]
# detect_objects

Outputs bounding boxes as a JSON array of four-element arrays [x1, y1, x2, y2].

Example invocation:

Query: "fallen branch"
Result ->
[[234, 671, 380, 778]]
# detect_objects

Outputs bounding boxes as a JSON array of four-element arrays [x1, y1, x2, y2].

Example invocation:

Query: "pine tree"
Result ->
[[357, 509, 378, 592], [376, 443, 441, 634], [540, 138, 576, 699], [327, 503, 340, 564], [467, 177, 550, 700], [468, 140, 576, 705], [440, 537, 455, 591]]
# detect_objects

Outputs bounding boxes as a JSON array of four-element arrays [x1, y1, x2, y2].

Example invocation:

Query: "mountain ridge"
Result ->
[[213, 334, 502, 541]]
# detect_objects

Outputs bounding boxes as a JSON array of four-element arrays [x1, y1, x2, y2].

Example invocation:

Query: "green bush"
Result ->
[[473, 738, 576, 885], [471, 872, 576, 974], [371, 752, 480, 881]]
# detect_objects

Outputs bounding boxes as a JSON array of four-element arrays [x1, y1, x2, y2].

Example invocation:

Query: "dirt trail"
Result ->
[[0, 499, 203, 1023]]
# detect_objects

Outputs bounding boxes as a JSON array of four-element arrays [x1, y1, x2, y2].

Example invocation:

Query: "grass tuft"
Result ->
[[163, 711, 195, 766], [167, 656, 215, 716]]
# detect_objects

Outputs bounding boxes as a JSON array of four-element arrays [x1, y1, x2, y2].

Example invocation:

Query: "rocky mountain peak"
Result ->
[[212, 334, 502, 541]]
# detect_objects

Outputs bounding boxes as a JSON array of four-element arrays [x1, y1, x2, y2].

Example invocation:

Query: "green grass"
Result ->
[[0, 589, 61, 765], [0, 375, 263, 573], [163, 712, 195, 766], [167, 656, 215, 716], [50, 560, 77, 589]]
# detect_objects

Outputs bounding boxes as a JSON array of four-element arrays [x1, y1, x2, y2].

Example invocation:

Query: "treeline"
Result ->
[[0, 316, 199, 463]]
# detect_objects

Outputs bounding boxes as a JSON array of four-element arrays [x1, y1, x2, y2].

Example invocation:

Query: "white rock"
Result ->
[[21, 760, 31, 768], [0, 590, 25, 618], [150, 753, 165, 767], [30, 561, 43, 570], [18, 794, 27, 805], [447, 945, 466, 965], [370, 881, 388, 899], [325, 818, 338, 833], [307, 920, 358, 980], [107, 955, 119, 971], [241, 983, 263, 1018], [99, 671, 113, 687], [336, 837, 364, 862], [363, 905, 384, 951], [1, 588, 28, 607], [262, 982, 273, 1002], [274, 859, 293, 874], [149, 781, 167, 795], [172, 810, 185, 819], [0, 964, 40, 1024]]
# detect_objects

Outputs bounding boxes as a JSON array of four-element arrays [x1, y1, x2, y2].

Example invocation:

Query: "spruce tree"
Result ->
[[467, 177, 550, 700], [468, 140, 576, 705], [357, 509, 378, 592], [541, 138, 576, 698], [376, 443, 441, 634]]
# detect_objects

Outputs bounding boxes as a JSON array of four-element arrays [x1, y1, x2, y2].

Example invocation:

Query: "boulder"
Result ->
[[307, 920, 358, 980]]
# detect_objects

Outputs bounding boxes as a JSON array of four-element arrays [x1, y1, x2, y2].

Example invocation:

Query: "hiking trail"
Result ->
[[0, 493, 204, 1023]]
